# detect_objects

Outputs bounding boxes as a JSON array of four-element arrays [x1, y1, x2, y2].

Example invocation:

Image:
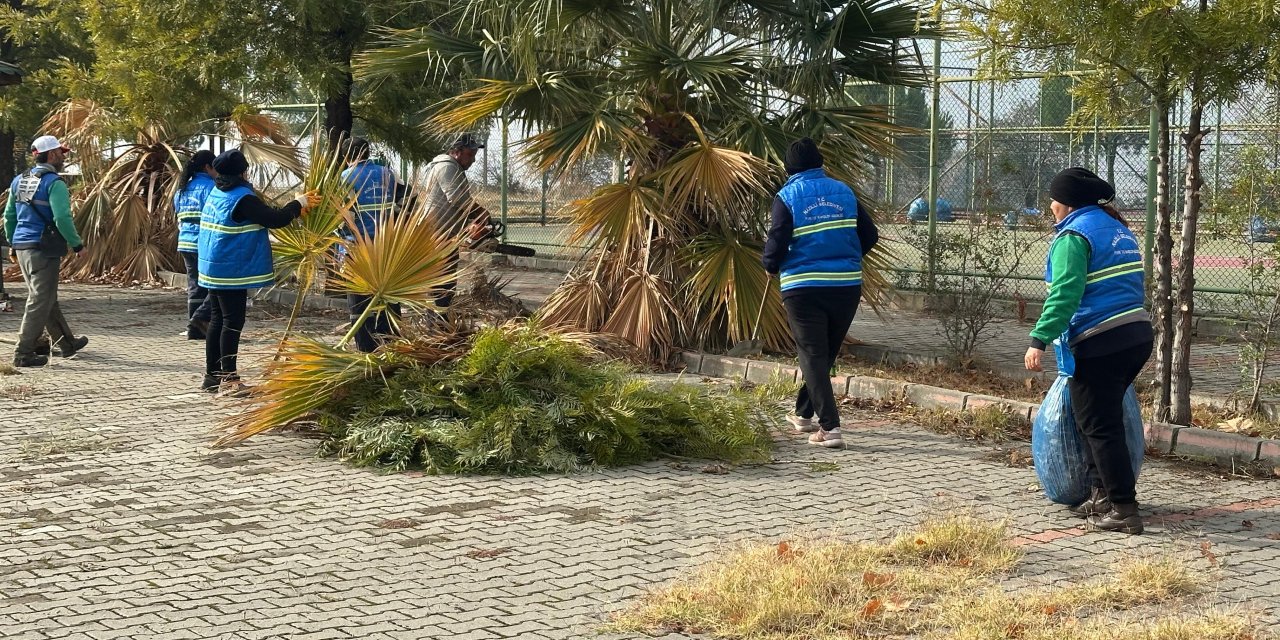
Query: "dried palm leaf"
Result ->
[[215, 338, 393, 447], [331, 207, 463, 347]]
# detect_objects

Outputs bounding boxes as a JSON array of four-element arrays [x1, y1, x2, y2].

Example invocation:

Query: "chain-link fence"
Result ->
[[263, 35, 1280, 316], [873, 40, 1280, 315]]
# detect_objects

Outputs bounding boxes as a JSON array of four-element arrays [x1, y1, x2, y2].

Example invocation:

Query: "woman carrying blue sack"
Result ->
[[174, 150, 217, 340], [1025, 167, 1153, 535]]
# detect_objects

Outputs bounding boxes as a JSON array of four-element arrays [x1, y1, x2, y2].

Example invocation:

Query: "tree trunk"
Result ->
[[324, 66, 354, 147], [1105, 136, 1118, 185], [1152, 103, 1175, 422], [1171, 94, 1207, 426], [1249, 289, 1280, 415], [0, 128, 15, 190]]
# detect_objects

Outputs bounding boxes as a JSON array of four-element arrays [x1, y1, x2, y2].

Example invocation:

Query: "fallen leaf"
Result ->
[[861, 598, 884, 618], [1216, 417, 1256, 434], [1042, 605, 1059, 615], [1266, 532, 1280, 540], [777, 541, 799, 559], [1024, 378, 1035, 391], [955, 557, 974, 568], [914, 537, 928, 546], [1200, 540, 1219, 567], [883, 594, 912, 612], [1243, 520, 1255, 529], [464, 547, 511, 560], [862, 571, 894, 588], [700, 463, 730, 475]]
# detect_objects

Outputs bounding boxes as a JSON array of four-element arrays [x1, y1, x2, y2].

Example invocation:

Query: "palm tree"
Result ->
[[40, 100, 305, 284], [359, 0, 939, 359]]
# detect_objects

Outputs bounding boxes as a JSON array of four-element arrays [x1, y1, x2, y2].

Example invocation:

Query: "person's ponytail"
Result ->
[[1101, 202, 1129, 229], [179, 150, 217, 191]]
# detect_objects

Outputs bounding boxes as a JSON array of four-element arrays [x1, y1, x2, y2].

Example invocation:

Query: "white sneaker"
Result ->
[[787, 415, 819, 433], [808, 428, 844, 448]]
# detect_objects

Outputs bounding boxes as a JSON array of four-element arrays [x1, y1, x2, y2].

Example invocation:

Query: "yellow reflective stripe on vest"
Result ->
[[1085, 260, 1143, 284], [793, 218, 857, 237], [177, 241, 197, 251], [201, 221, 265, 234], [200, 272, 273, 286], [355, 203, 390, 212], [780, 271, 863, 286]]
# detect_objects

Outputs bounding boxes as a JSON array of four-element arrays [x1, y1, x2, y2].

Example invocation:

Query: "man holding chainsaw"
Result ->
[[422, 134, 493, 309]]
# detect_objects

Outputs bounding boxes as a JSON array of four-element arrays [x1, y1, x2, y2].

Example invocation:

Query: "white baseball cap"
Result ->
[[30, 135, 71, 155]]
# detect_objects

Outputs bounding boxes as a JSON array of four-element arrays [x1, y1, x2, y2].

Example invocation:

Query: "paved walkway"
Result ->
[[489, 266, 1278, 405], [2, 283, 1279, 639]]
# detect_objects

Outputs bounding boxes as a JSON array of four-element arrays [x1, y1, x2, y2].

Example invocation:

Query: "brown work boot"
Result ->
[[1085, 502, 1143, 535], [1068, 487, 1111, 518]]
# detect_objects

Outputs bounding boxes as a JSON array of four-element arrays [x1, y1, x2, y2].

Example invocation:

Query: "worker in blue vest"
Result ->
[[199, 149, 317, 396], [339, 138, 408, 352], [4, 135, 89, 367], [762, 138, 879, 449], [174, 150, 217, 340], [1025, 168, 1153, 535]]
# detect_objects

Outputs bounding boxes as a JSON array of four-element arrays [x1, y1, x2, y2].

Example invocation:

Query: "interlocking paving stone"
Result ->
[[1, 282, 1277, 639]]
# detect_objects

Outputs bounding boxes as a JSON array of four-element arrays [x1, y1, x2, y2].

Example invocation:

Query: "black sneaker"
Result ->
[[1085, 503, 1144, 535], [14, 353, 49, 368], [54, 336, 89, 357], [1068, 487, 1111, 518], [201, 374, 222, 392], [34, 338, 51, 356]]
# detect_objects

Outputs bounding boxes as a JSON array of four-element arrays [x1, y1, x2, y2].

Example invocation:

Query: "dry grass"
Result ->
[[0, 363, 18, 376], [613, 515, 1273, 640], [911, 405, 1029, 443]]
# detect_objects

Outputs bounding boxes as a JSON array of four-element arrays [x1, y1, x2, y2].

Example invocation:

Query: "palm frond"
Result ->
[[598, 267, 680, 359], [237, 140, 306, 178], [230, 106, 294, 145], [215, 338, 392, 447], [684, 232, 790, 349], [332, 206, 463, 334], [656, 133, 775, 215], [536, 264, 613, 332], [563, 182, 664, 251]]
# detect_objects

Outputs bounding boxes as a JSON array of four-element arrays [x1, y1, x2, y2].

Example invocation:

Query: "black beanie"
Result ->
[[784, 138, 824, 176], [212, 149, 250, 177], [1049, 167, 1115, 208]]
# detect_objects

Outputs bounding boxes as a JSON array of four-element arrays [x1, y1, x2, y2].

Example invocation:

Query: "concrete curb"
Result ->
[[679, 350, 1280, 465]]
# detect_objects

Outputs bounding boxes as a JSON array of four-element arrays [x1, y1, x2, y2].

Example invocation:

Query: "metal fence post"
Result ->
[[926, 39, 942, 289], [540, 170, 548, 225], [500, 114, 510, 242]]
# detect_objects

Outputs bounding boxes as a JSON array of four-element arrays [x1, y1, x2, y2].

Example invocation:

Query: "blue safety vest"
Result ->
[[174, 173, 215, 253], [197, 185, 274, 290], [1046, 205, 1149, 346], [777, 168, 863, 291], [9, 165, 64, 248], [341, 161, 394, 238]]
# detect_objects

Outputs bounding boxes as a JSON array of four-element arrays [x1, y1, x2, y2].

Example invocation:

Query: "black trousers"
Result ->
[[181, 252, 212, 323], [1068, 340, 1153, 505], [347, 295, 401, 353], [783, 285, 861, 431], [205, 289, 248, 379]]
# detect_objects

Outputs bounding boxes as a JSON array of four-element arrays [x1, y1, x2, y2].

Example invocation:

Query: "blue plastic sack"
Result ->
[[1031, 338, 1145, 505]]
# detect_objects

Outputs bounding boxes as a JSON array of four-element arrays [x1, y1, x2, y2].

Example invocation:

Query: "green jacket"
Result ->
[[1030, 233, 1089, 348]]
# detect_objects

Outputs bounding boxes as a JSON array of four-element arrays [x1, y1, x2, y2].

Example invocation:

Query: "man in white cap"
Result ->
[[3, 135, 88, 367]]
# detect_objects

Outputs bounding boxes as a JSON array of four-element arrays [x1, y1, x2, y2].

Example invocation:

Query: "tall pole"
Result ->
[[886, 87, 896, 206], [926, 39, 943, 289], [500, 114, 510, 242]]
